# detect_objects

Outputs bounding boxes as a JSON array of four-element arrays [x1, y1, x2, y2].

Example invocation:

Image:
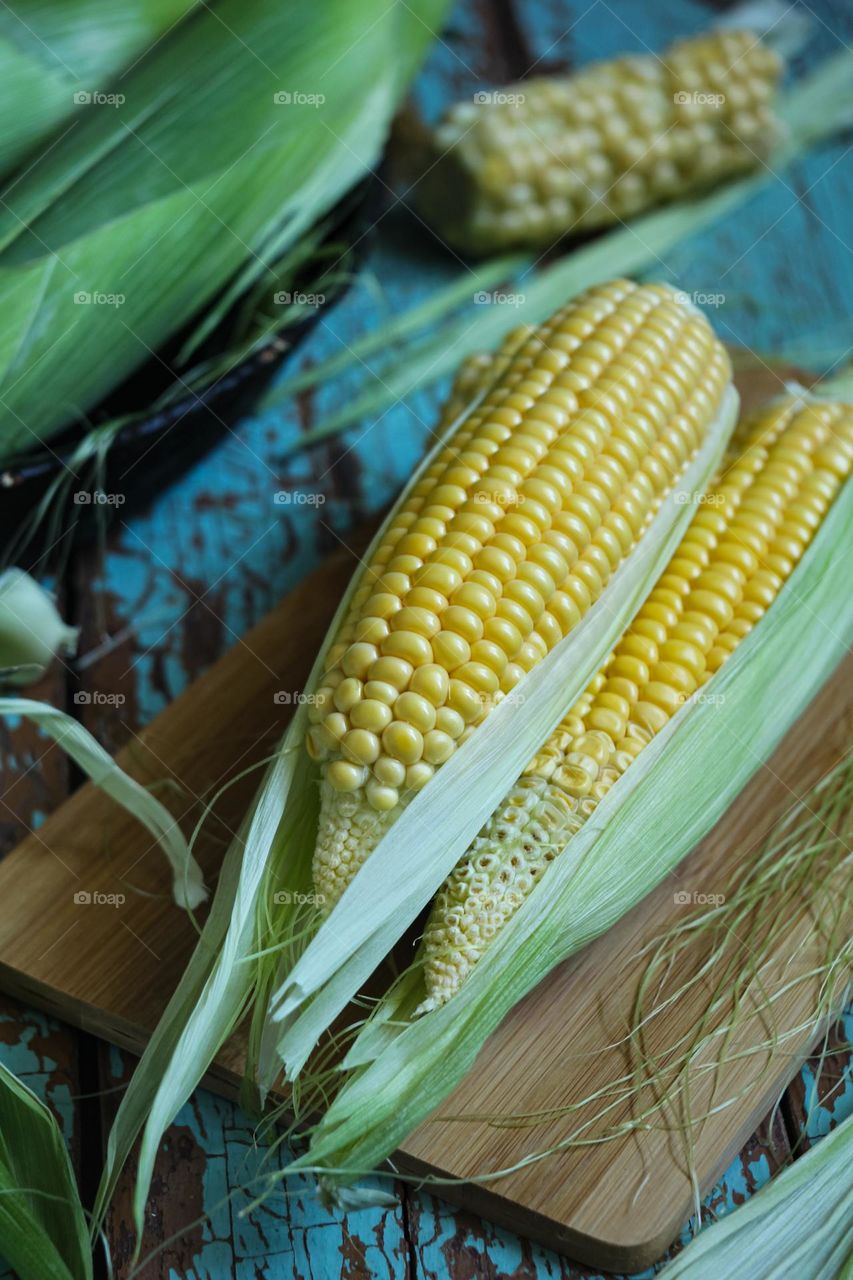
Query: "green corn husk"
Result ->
[[94, 300, 740, 1249], [0, 0, 449, 461], [657, 1115, 853, 1280], [0, 1, 199, 182], [0, 1060, 91, 1280], [287, 465, 851, 1190]]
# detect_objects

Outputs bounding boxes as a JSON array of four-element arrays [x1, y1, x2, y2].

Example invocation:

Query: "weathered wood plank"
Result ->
[[99, 1044, 410, 1280], [406, 1114, 790, 1280], [0, 642, 69, 859], [784, 1009, 853, 1152], [0, 994, 79, 1161]]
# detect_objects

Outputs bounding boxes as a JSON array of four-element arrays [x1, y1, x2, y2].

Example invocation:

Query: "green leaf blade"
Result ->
[[0, 1062, 91, 1280]]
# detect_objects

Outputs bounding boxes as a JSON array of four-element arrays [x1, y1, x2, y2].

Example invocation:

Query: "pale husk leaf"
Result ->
[[657, 1114, 853, 1279], [0, 569, 78, 685]]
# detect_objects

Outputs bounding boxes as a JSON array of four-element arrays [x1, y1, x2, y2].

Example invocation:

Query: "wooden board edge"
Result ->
[[394, 1035, 815, 1273], [0, 961, 243, 1101]]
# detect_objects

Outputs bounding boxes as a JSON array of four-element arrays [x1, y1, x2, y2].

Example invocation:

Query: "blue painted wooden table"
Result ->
[[1, 0, 852, 1275]]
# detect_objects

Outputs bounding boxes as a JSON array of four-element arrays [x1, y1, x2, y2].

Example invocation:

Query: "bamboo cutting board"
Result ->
[[0, 369, 850, 1271]]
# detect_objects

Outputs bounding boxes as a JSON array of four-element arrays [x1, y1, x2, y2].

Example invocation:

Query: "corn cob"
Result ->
[[307, 279, 733, 910], [436, 325, 534, 428], [419, 30, 783, 255], [420, 391, 853, 1009]]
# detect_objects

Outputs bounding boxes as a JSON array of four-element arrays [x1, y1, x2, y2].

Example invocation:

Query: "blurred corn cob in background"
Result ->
[[418, 29, 783, 254], [420, 387, 853, 1008], [307, 279, 735, 909]]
